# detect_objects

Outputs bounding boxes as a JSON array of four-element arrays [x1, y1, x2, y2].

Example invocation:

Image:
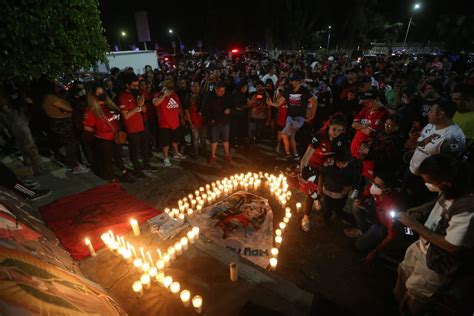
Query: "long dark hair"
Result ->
[[320, 112, 347, 138]]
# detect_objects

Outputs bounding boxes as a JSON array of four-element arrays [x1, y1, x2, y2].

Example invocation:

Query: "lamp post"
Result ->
[[168, 28, 184, 55], [403, 3, 421, 49], [326, 25, 332, 54], [118, 31, 127, 51]]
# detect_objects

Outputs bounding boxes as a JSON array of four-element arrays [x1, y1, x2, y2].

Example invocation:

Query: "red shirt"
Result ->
[[350, 106, 386, 159], [118, 91, 145, 133], [187, 94, 203, 128], [276, 102, 288, 127], [140, 89, 156, 121], [83, 104, 120, 141], [374, 192, 401, 239], [155, 92, 181, 129]]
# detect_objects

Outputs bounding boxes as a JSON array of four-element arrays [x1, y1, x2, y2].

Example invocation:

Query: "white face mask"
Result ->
[[425, 182, 442, 192], [370, 183, 383, 196]]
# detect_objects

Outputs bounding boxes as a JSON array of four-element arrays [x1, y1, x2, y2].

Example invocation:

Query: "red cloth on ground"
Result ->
[[38, 183, 159, 260]]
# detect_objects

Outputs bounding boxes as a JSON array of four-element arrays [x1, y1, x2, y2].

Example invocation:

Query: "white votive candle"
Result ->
[[133, 258, 143, 269], [140, 274, 151, 289], [275, 236, 283, 248], [168, 247, 176, 260], [192, 227, 200, 239], [175, 242, 183, 256], [130, 218, 140, 236], [187, 231, 195, 244], [192, 295, 203, 314], [180, 237, 189, 251], [163, 276, 173, 288], [269, 257, 278, 270], [180, 290, 191, 307], [156, 260, 165, 270], [271, 247, 279, 257], [170, 281, 180, 295], [132, 280, 143, 297]]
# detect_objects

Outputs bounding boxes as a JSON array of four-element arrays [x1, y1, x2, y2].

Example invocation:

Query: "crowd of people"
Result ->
[[1, 50, 474, 315]]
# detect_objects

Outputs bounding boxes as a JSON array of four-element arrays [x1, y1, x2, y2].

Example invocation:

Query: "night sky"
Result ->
[[98, 0, 472, 51]]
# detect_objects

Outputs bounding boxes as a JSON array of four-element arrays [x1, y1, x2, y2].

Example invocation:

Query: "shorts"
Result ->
[[209, 123, 230, 143], [282, 116, 305, 136], [159, 128, 181, 147]]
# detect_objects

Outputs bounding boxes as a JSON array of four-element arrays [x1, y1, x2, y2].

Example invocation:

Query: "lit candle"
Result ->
[[191, 200, 197, 207], [164, 207, 170, 214], [269, 257, 278, 270], [230, 262, 238, 281], [132, 280, 143, 297], [175, 242, 183, 256], [130, 218, 140, 236], [178, 213, 185, 221], [275, 236, 283, 248], [201, 186, 206, 192], [192, 295, 203, 314], [275, 229, 282, 237], [133, 258, 143, 269], [168, 247, 176, 260], [285, 212, 292, 219], [187, 208, 194, 216], [283, 217, 289, 224], [148, 267, 158, 281], [195, 190, 200, 197], [156, 248, 162, 259], [156, 259, 165, 270], [180, 237, 189, 250], [163, 254, 171, 267], [123, 248, 132, 263], [84, 238, 96, 257], [271, 247, 279, 257], [156, 271, 165, 285], [130, 244, 137, 258], [196, 204, 203, 213], [279, 222, 286, 231], [141, 262, 150, 273], [111, 241, 119, 254], [163, 276, 173, 288], [296, 202, 302, 212], [187, 231, 195, 244], [170, 281, 180, 295], [192, 227, 200, 239], [180, 290, 191, 307], [188, 194, 193, 200], [140, 273, 151, 289]]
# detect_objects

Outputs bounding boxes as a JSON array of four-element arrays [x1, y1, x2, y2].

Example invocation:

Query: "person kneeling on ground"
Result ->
[[344, 167, 404, 263], [394, 154, 474, 315]]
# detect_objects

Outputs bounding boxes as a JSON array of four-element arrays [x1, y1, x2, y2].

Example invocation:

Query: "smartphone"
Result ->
[[404, 227, 413, 235], [256, 94, 263, 100]]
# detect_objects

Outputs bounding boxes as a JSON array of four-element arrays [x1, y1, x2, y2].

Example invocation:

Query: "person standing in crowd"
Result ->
[[230, 81, 249, 149], [350, 89, 387, 160], [451, 84, 474, 139], [247, 80, 270, 147], [41, 80, 89, 174], [83, 84, 134, 182], [395, 154, 474, 315], [299, 113, 347, 231], [281, 72, 317, 161], [261, 66, 278, 86], [184, 81, 206, 158], [202, 81, 233, 165], [270, 86, 288, 153], [153, 79, 185, 167], [118, 73, 153, 177], [405, 99, 465, 206], [344, 168, 404, 263], [139, 79, 157, 156]]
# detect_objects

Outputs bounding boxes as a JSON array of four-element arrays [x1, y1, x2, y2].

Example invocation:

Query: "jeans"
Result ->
[[353, 207, 387, 252], [191, 125, 207, 155], [93, 138, 126, 180], [128, 131, 149, 170], [248, 118, 265, 144]]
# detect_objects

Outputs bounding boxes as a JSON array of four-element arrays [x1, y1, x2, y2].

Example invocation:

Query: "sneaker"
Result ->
[[301, 215, 310, 232], [163, 158, 172, 167], [173, 153, 186, 160], [22, 178, 39, 187], [207, 156, 216, 166], [285, 153, 293, 161], [293, 155, 301, 162], [121, 171, 136, 183], [29, 189, 52, 201], [344, 228, 363, 239], [72, 165, 90, 174]]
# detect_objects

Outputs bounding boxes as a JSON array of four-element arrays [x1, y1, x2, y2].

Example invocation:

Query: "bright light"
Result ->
[[231, 49, 239, 53], [414, 3, 421, 10], [328, 25, 332, 29], [168, 29, 173, 34], [121, 31, 126, 37], [390, 210, 397, 219]]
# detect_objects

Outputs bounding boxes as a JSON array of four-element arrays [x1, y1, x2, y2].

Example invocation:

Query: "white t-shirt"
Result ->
[[261, 74, 278, 86], [409, 123, 465, 175]]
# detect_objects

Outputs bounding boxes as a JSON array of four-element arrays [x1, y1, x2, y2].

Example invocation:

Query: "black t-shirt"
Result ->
[[320, 162, 356, 193], [284, 85, 313, 118]]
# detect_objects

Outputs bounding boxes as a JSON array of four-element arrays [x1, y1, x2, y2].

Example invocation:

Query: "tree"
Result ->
[[0, 0, 109, 82]]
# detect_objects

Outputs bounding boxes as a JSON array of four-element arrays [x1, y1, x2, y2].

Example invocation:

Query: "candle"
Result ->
[[170, 281, 180, 295], [188, 194, 193, 200], [148, 267, 157, 280], [163, 276, 173, 288], [84, 238, 96, 257], [132, 281, 143, 297], [140, 247, 146, 261], [164, 207, 170, 214], [175, 242, 183, 256], [180, 290, 191, 307], [271, 247, 279, 257], [130, 218, 140, 236], [196, 204, 203, 213], [156, 271, 165, 285], [187, 231, 195, 244], [140, 274, 151, 289], [283, 217, 290, 224], [275, 236, 283, 248], [168, 247, 176, 260], [111, 241, 119, 254], [279, 222, 286, 231], [178, 213, 185, 221], [129, 244, 137, 258], [133, 258, 143, 269], [230, 262, 238, 281], [156, 259, 165, 270], [269, 257, 278, 270], [191, 200, 197, 207], [195, 190, 200, 196], [163, 254, 171, 267], [275, 229, 282, 237], [192, 295, 203, 314], [180, 237, 189, 251], [123, 249, 132, 263], [141, 262, 150, 273], [187, 208, 193, 216], [285, 212, 292, 219], [201, 186, 206, 192], [192, 227, 200, 239], [156, 248, 162, 259], [296, 202, 302, 212]]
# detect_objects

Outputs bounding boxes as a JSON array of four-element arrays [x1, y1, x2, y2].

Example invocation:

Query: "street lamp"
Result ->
[[118, 30, 127, 51], [168, 28, 183, 55], [403, 3, 421, 49], [326, 25, 332, 54]]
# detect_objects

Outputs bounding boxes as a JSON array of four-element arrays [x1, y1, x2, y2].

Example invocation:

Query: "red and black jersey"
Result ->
[[309, 131, 346, 168], [83, 104, 121, 141]]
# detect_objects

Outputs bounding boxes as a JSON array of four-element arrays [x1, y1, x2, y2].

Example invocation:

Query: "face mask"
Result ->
[[425, 182, 441, 192], [97, 93, 107, 101], [370, 183, 383, 196]]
